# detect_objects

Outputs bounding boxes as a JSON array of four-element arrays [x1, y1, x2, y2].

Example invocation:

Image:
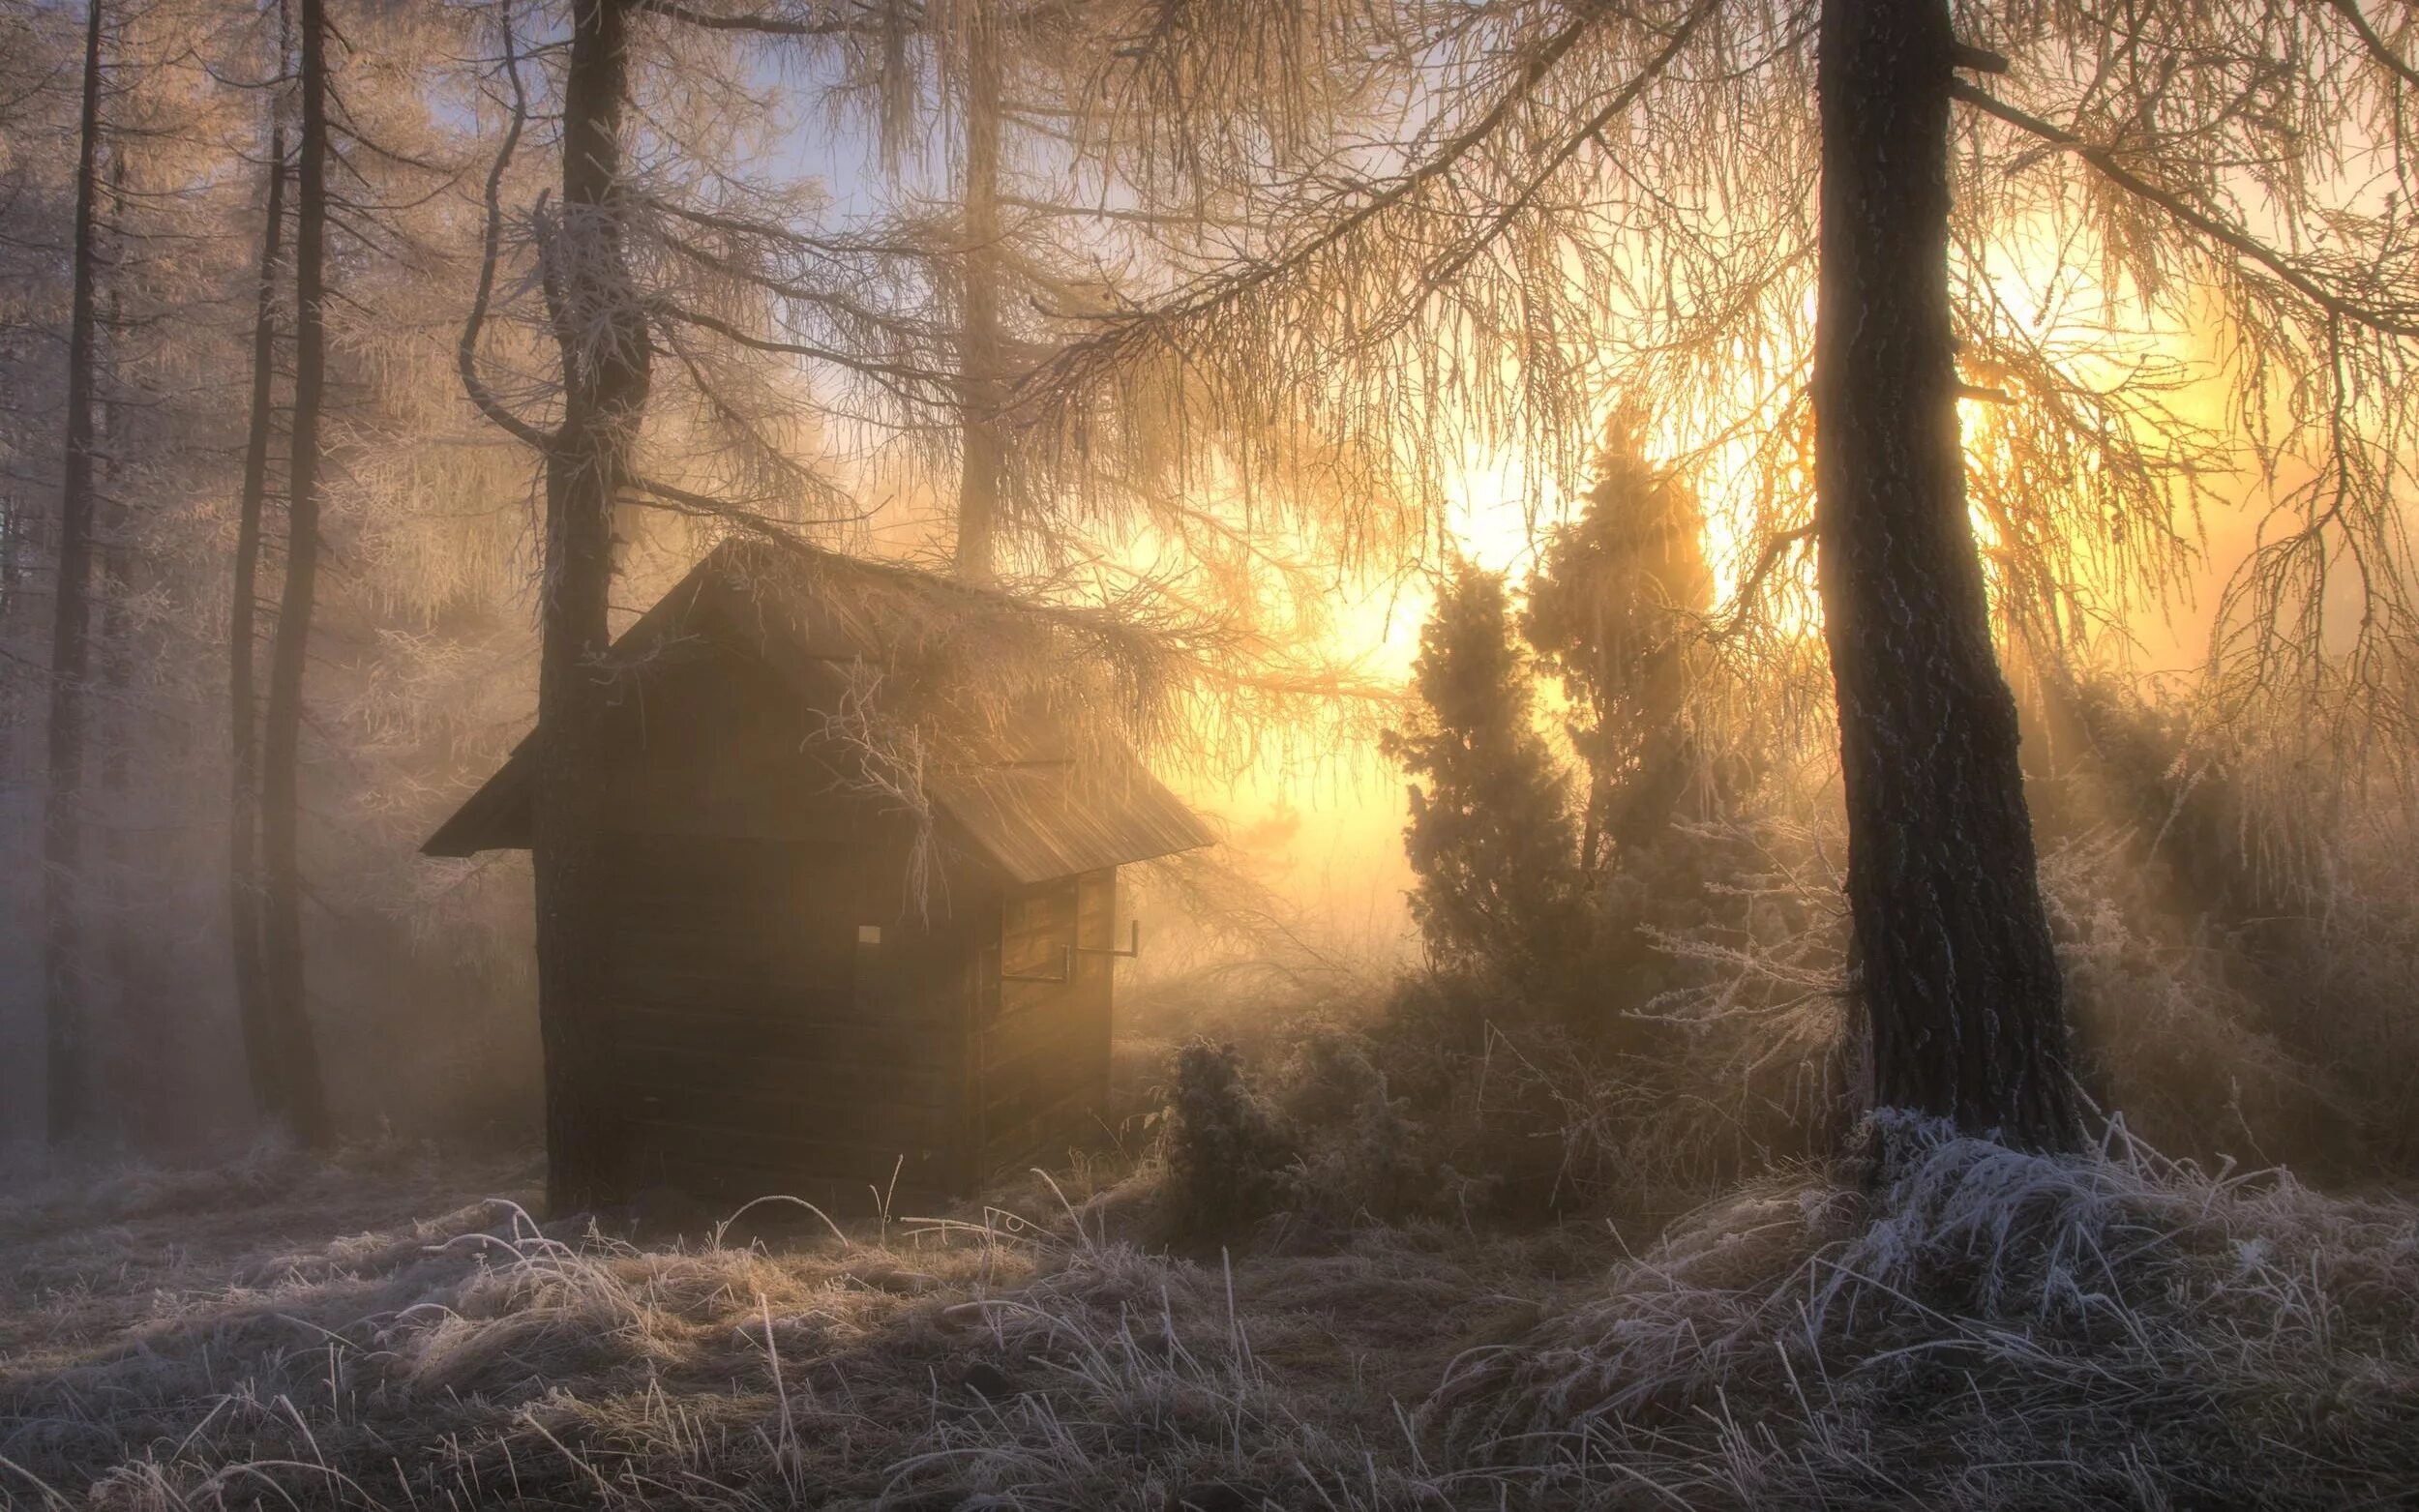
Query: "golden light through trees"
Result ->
[[1359, 207, 2298, 688], [6, 0, 2419, 1191], [14, 4, 2419, 1501]]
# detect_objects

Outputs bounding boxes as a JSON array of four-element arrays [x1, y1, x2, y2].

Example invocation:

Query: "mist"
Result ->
[[6, 0, 2419, 1506]]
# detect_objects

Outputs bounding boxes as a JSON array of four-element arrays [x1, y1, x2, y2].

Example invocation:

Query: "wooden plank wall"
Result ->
[[572, 638, 1123, 1203], [595, 831, 968, 1202], [975, 868, 1116, 1178]]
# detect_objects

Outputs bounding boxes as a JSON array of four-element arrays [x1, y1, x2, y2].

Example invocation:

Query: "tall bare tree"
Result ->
[[44, 0, 107, 1143], [951, 0, 1004, 580], [462, 0, 776, 1208], [228, 121, 285, 1125], [526, 0, 649, 1208], [1814, 0, 2070, 1147], [255, 0, 332, 1145]]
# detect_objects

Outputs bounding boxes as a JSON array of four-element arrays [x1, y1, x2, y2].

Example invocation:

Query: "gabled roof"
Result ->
[[422, 541, 1214, 884]]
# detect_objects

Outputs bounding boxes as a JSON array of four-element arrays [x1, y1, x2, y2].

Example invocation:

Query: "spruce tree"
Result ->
[[1384, 562, 1588, 992]]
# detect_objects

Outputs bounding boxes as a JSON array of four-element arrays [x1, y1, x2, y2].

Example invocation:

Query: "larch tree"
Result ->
[[532, 0, 645, 1208], [231, 0, 496, 1145], [89, 151, 139, 1131], [254, 0, 333, 1146], [1010, 0, 2419, 1154], [795, 0, 1071, 581], [28, 0, 213, 1141], [1813, 0, 2072, 1147], [952, 0, 1005, 579], [460, 0, 884, 1210], [455, 0, 656, 1212], [0, 3, 80, 909], [227, 105, 285, 1127], [44, 0, 108, 1143], [742, 0, 1424, 644]]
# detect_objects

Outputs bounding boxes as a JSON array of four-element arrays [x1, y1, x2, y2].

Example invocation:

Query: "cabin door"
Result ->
[[971, 870, 1118, 1181]]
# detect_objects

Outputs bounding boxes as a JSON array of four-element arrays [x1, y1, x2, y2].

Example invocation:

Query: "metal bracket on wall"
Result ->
[[1074, 920, 1142, 960], [1000, 945, 1073, 984]]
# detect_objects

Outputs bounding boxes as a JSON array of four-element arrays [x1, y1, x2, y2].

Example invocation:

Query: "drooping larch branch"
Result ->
[[1014, 0, 1714, 416], [1953, 77, 2419, 342]]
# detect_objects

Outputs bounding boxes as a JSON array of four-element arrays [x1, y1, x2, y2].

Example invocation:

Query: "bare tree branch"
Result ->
[[631, 0, 866, 37], [459, 2, 550, 452], [2315, 0, 2419, 94], [1953, 77, 2419, 341]]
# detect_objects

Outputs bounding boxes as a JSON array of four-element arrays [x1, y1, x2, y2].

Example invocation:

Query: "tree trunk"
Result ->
[[259, 0, 333, 1147], [44, 0, 106, 1145], [94, 155, 138, 1144], [1812, 0, 2077, 1151], [952, 0, 1003, 581], [230, 126, 285, 1122], [536, 0, 649, 1214]]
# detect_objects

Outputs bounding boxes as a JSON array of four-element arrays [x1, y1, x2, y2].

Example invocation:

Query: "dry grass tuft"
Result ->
[[2, 1120, 2414, 1509], [1430, 1113, 2419, 1509]]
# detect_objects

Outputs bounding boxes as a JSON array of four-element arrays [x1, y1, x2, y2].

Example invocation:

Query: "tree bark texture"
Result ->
[[231, 127, 285, 1122], [536, 0, 649, 1213], [1813, 0, 2078, 1151], [952, 0, 1004, 581], [95, 158, 141, 1134], [45, 0, 106, 1144], [259, 0, 334, 1146]]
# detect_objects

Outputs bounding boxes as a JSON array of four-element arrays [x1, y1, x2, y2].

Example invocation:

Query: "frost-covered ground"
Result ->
[[3, 1125, 2416, 1510]]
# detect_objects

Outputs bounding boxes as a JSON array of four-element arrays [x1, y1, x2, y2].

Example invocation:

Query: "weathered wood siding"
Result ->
[[972, 868, 1116, 1179], [584, 644, 987, 1204], [594, 831, 975, 1201]]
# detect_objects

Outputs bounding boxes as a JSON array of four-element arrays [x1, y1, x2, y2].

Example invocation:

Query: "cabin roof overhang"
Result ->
[[421, 542, 1214, 885]]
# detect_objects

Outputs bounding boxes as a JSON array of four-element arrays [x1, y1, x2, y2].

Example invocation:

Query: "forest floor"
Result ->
[[4, 1115, 2419, 1510]]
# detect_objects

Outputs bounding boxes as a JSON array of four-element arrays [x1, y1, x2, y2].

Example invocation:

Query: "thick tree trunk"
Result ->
[[1813, 0, 2077, 1151], [952, 0, 1003, 580], [536, 0, 648, 1214], [44, 0, 106, 1145], [230, 127, 285, 1121], [259, 0, 333, 1147]]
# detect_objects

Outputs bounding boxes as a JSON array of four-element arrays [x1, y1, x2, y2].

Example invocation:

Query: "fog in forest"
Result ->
[[5, 0, 2419, 1506]]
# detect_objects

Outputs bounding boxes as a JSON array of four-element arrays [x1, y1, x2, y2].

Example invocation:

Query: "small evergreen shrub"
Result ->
[[1161, 1041, 1297, 1241]]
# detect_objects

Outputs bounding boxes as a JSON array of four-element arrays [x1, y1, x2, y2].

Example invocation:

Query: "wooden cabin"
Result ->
[[424, 541, 1212, 1203]]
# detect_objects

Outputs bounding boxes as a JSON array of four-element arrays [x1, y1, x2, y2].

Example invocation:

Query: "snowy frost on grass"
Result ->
[[2, 1125, 2414, 1509], [1431, 1112, 2419, 1508]]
